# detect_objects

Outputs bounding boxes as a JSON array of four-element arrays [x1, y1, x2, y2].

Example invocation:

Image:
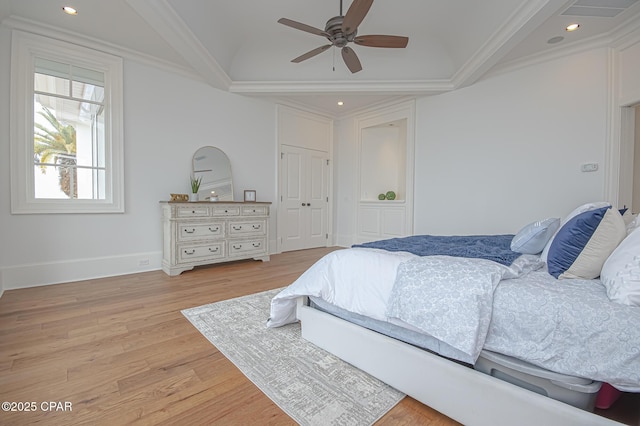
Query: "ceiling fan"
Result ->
[[278, 0, 409, 73]]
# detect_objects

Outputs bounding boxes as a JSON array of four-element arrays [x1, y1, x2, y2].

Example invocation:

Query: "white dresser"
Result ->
[[160, 201, 271, 276]]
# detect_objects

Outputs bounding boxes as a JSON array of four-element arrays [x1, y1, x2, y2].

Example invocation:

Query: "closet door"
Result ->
[[280, 145, 329, 251]]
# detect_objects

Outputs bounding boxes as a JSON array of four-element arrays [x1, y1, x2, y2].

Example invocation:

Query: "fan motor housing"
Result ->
[[325, 16, 356, 47]]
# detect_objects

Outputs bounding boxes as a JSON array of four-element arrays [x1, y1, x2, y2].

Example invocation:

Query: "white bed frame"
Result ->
[[295, 298, 623, 426]]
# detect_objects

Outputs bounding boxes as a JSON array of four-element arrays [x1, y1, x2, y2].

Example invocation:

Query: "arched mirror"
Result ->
[[192, 146, 234, 201]]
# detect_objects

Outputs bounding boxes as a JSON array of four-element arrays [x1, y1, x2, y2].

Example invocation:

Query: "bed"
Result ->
[[267, 203, 640, 425]]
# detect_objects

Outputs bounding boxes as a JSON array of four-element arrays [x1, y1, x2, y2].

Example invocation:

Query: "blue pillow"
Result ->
[[547, 206, 626, 279], [510, 218, 560, 254]]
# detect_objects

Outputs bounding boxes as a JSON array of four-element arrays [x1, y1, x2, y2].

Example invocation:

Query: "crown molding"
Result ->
[[275, 100, 337, 119], [488, 7, 640, 79], [610, 8, 640, 50], [125, 0, 231, 90], [488, 32, 611, 78], [1, 15, 203, 82], [451, 0, 566, 89], [228, 79, 454, 97]]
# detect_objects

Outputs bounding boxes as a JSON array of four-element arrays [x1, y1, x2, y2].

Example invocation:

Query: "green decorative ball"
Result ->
[[385, 191, 396, 200], [378, 193, 386, 200]]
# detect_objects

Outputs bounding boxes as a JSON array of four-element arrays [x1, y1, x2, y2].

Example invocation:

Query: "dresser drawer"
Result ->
[[228, 238, 266, 257], [161, 201, 271, 276], [177, 242, 225, 263], [178, 222, 224, 241], [176, 206, 209, 218], [241, 205, 269, 216], [228, 220, 266, 237], [211, 206, 240, 216]]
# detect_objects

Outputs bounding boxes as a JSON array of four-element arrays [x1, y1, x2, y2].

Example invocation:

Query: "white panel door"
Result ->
[[280, 145, 329, 251]]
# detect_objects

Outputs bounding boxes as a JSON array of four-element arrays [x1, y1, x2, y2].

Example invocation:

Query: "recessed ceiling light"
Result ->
[[62, 6, 78, 15], [337, 101, 344, 106], [566, 23, 580, 32]]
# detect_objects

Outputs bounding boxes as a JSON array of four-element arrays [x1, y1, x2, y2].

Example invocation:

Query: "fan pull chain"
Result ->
[[333, 48, 336, 71]]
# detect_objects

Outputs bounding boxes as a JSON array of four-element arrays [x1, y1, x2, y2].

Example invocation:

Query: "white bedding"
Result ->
[[387, 255, 509, 363], [268, 248, 418, 327], [268, 247, 640, 391]]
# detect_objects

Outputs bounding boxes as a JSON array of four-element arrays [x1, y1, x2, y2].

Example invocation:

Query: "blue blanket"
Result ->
[[352, 234, 520, 266]]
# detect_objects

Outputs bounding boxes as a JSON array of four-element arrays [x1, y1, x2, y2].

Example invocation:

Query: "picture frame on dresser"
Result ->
[[244, 190, 256, 202]]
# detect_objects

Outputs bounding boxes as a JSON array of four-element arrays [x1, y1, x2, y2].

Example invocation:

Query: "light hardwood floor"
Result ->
[[0, 247, 637, 425]]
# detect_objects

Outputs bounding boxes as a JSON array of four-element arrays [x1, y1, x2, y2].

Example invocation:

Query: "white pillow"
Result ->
[[541, 201, 611, 263], [626, 214, 640, 235], [510, 218, 560, 254], [621, 208, 635, 226], [601, 227, 640, 306]]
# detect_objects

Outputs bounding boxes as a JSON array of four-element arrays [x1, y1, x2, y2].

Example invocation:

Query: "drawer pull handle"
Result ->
[[184, 228, 195, 234], [252, 225, 260, 229], [208, 227, 219, 232], [184, 249, 195, 255], [208, 247, 219, 253], [253, 209, 256, 212], [224, 210, 228, 213], [192, 210, 195, 214], [233, 225, 242, 230], [252, 242, 261, 248], [233, 244, 242, 250]]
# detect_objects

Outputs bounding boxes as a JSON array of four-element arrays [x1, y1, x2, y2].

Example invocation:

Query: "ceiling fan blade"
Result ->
[[278, 18, 329, 38], [291, 45, 332, 63], [341, 46, 362, 73], [341, 0, 373, 34], [354, 35, 408, 48]]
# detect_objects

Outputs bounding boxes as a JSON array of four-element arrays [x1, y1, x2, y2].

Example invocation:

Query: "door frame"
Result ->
[[275, 105, 334, 254]]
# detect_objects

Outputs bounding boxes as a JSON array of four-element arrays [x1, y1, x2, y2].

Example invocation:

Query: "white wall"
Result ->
[[634, 106, 640, 213], [277, 105, 332, 152], [619, 39, 640, 106], [360, 126, 403, 201], [334, 118, 358, 247], [0, 27, 277, 290], [335, 48, 611, 242], [414, 48, 610, 235]]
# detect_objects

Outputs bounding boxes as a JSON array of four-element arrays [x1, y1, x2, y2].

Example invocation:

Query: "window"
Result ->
[[10, 31, 124, 213]]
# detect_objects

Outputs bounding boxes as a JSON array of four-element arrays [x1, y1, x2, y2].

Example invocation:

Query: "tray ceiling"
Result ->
[[1, 0, 638, 114]]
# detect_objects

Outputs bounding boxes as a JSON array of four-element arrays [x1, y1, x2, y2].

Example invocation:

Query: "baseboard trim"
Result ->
[[334, 235, 353, 248], [0, 251, 163, 292]]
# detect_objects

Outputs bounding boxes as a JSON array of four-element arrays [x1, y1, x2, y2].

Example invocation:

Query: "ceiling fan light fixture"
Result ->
[[278, 0, 407, 74], [62, 6, 78, 15]]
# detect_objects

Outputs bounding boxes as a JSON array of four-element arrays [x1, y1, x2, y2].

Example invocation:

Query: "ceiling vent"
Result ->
[[562, 0, 638, 17]]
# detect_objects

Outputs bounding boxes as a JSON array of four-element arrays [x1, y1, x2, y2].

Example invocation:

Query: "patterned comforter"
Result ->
[[268, 247, 640, 391]]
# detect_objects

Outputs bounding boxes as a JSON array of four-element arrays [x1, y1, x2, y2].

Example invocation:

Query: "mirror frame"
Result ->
[[192, 146, 234, 201]]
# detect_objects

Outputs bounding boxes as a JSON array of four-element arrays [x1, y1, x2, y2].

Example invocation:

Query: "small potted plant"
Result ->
[[190, 176, 202, 201]]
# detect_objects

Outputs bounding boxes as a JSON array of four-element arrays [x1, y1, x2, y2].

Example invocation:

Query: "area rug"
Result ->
[[181, 288, 405, 426]]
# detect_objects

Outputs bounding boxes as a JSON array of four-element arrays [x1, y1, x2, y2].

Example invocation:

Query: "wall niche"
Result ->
[[355, 101, 415, 243]]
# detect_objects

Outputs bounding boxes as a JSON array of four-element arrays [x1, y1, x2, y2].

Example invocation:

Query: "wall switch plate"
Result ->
[[581, 163, 599, 172]]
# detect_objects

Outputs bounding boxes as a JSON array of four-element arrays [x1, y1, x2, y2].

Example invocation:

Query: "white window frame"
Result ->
[[10, 30, 124, 214]]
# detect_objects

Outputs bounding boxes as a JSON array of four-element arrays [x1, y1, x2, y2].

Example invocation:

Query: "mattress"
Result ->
[[309, 265, 640, 393], [309, 295, 604, 411], [309, 296, 471, 363]]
